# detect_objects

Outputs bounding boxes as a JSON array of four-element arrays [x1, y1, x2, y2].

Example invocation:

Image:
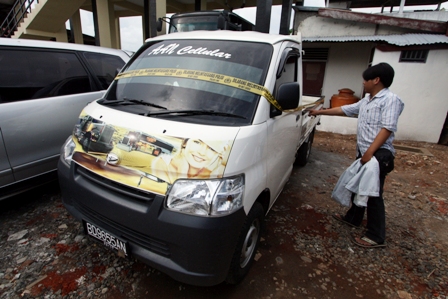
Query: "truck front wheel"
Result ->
[[226, 202, 264, 284]]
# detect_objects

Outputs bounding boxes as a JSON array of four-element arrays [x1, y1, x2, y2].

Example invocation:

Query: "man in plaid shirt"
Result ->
[[310, 62, 404, 248]]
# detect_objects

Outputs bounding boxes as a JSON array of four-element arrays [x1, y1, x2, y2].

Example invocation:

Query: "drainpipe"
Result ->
[[150, 0, 157, 37], [255, 0, 272, 33], [398, 0, 405, 15], [279, 0, 292, 35], [144, 0, 149, 40], [91, 0, 100, 46]]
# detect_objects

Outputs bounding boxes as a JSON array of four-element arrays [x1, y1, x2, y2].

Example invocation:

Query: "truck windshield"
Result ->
[[104, 39, 273, 126]]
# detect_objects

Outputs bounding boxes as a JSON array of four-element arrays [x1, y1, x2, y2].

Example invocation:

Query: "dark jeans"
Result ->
[[343, 148, 394, 244]]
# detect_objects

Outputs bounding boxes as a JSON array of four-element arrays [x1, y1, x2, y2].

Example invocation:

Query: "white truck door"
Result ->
[[265, 46, 302, 203]]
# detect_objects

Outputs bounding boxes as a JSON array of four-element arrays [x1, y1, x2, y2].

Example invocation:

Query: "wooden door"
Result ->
[[303, 61, 326, 96]]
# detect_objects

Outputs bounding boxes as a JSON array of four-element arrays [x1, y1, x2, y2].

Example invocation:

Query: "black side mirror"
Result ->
[[270, 82, 300, 117], [156, 18, 163, 32]]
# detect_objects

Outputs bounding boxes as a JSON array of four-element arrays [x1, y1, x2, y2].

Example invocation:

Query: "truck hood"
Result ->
[[71, 104, 239, 195]]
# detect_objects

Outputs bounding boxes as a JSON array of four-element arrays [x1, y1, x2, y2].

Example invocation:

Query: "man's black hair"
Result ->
[[362, 62, 395, 88]]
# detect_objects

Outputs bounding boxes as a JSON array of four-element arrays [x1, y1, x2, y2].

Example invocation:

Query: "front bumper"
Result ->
[[57, 158, 246, 286]]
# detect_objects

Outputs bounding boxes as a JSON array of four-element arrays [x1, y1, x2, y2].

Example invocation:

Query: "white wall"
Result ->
[[372, 48, 448, 143], [302, 42, 372, 107], [321, 42, 372, 107], [297, 12, 448, 143], [317, 115, 358, 135], [316, 48, 448, 144], [305, 42, 371, 137]]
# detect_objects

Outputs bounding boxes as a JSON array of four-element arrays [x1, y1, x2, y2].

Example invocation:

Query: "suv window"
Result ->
[[83, 52, 125, 89], [0, 49, 92, 103]]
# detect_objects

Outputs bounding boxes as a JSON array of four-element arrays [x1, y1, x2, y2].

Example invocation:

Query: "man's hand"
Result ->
[[360, 151, 374, 165], [308, 107, 345, 117], [309, 109, 320, 117], [361, 128, 392, 164]]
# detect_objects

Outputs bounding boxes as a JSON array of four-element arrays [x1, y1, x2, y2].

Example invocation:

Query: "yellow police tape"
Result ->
[[115, 68, 323, 112]]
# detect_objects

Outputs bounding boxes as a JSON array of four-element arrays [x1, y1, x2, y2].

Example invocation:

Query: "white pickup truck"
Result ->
[[58, 31, 322, 286]]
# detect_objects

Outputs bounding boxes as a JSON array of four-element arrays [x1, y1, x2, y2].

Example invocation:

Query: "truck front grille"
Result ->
[[75, 200, 171, 257], [75, 164, 156, 203]]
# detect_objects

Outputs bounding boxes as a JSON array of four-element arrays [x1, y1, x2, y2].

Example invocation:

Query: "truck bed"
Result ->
[[299, 95, 324, 146]]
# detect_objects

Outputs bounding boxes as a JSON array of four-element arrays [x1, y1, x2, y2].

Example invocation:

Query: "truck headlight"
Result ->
[[166, 175, 244, 216], [61, 136, 76, 166]]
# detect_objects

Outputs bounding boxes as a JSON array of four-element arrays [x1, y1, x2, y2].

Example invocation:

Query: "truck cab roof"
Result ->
[[146, 31, 301, 46]]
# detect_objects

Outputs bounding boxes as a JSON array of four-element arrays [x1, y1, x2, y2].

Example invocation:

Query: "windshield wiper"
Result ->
[[100, 97, 167, 110], [141, 109, 246, 119]]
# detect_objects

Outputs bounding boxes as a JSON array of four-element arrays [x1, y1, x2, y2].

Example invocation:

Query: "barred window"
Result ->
[[399, 50, 428, 63]]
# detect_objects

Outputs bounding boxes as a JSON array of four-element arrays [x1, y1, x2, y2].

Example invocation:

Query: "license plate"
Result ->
[[83, 220, 130, 258]]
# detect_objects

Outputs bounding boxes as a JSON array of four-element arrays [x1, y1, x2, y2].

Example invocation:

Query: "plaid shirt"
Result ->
[[341, 88, 404, 156]]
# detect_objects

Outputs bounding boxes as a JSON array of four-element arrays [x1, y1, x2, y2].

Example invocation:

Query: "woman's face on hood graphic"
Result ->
[[183, 139, 219, 169]]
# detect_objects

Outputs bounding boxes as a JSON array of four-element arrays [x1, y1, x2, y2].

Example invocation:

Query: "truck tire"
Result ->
[[226, 202, 264, 284], [294, 129, 315, 167]]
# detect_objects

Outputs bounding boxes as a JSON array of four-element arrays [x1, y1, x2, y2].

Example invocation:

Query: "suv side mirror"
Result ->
[[271, 82, 300, 117]]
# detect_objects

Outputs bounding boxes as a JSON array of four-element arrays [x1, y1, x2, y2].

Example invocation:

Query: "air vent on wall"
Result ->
[[400, 50, 428, 63], [303, 48, 329, 61]]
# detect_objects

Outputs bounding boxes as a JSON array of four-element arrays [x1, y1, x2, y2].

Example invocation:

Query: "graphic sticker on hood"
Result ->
[[71, 113, 233, 195]]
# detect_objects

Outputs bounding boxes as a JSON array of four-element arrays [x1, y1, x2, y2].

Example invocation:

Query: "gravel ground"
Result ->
[[0, 131, 447, 299]]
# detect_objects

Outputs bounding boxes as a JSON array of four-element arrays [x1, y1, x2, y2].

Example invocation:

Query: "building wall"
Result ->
[[316, 47, 448, 144], [305, 41, 372, 137], [372, 48, 448, 143], [298, 15, 411, 38], [388, 11, 448, 22], [297, 11, 448, 144], [321, 42, 372, 107]]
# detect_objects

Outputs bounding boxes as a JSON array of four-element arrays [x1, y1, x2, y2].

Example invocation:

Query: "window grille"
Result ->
[[303, 48, 329, 61], [399, 50, 428, 63]]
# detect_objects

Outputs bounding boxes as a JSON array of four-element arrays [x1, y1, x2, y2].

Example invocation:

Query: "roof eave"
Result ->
[[317, 8, 448, 35]]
